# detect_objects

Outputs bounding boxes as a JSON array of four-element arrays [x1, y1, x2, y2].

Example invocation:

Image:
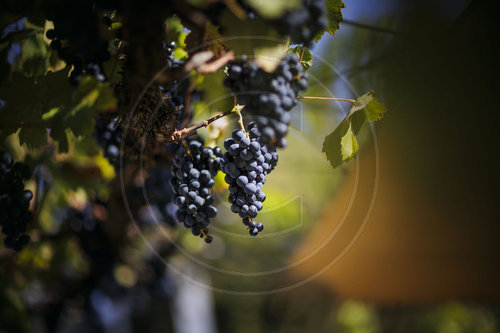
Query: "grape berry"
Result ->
[[0, 151, 33, 251], [170, 139, 224, 243], [224, 54, 308, 148], [95, 117, 122, 167], [271, 0, 328, 46], [223, 126, 277, 236]]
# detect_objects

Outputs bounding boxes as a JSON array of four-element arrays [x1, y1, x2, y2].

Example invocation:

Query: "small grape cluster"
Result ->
[[164, 41, 181, 69], [224, 54, 308, 148], [94, 117, 122, 167], [170, 139, 224, 243], [0, 151, 33, 251], [45, 1, 110, 84], [271, 0, 328, 46], [223, 125, 278, 236]]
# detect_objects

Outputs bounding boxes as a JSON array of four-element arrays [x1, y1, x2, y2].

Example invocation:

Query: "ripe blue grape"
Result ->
[[222, 126, 277, 236], [170, 138, 224, 243], [0, 151, 33, 251], [224, 54, 308, 148]]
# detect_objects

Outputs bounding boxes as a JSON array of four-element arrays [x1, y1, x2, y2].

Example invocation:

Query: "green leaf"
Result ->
[[322, 90, 386, 169], [64, 102, 96, 137], [340, 123, 359, 161], [348, 90, 387, 121], [322, 118, 349, 169], [0, 69, 72, 145], [244, 0, 301, 19], [289, 46, 313, 70], [219, 9, 288, 72], [101, 46, 124, 86], [43, 76, 116, 151], [326, 0, 345, 35], [314, 0, 345, 42], [18, 126, 48, 149]]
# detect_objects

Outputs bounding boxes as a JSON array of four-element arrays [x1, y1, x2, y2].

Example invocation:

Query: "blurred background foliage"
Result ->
[[1, 0, 500, 332]]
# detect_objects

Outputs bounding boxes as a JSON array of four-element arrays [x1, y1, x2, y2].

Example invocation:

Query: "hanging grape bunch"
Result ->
[[224, 53, 309, 148], [271, 0, 328, 46], [95, 117, 122, 167], [222, 122, 279, 236], [0, 151, 33, 251], [170, 138, 224, 243]]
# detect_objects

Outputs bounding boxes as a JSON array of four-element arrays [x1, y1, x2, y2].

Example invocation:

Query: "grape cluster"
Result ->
[[271, 0, 328, 46], [224, 54, 308, 148], [94, 117, 122, 167], [223, 126, 278, 236], [45, 1, 110, 84], [0, 151, 33, 251], [170, 139, 224, 243]]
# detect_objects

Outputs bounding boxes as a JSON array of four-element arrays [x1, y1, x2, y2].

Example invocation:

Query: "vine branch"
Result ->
[[298, 96, 356, 103], [170, 105, 245, 142], [299, 46, 306, 62]]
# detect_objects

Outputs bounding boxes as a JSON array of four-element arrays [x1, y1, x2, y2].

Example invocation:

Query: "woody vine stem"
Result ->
[[170, 94, 356, 142]]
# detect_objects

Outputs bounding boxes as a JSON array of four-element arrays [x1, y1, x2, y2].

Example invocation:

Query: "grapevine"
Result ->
[[0, 0, 391, 329]]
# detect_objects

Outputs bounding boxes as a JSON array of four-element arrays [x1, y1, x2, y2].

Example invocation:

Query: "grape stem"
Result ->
[[234, 108, 246, 133], [170, 105, 246, 142], [299, 46, 306, 62], [297, 96, 356, 103]]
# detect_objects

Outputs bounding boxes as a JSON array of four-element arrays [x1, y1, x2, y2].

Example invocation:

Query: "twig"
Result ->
[[157, 50, 214, 84], [198, 51, 234, 74], [234, 107, 246, 133], [297, 96, 356, 103], [170, 105, 245, 142], [299, 46, 306, 62]]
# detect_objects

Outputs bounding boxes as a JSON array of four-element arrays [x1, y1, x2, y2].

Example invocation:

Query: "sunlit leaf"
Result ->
[[219, 8, 287, 70], [245, 0, 301, 19], [322, 90, 386, 169], [340, 123, 359, 161], [314, 0, 345, 42]]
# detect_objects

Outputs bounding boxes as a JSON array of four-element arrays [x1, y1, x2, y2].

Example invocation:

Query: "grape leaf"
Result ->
[[244, 0, 301, 19], [314, 0, 345, 42], [0, 69, 72, 145], [44, 76, 116, 152], [340, 123, 359, 161], [219, 9, 288, 72], [348, 90, 387, 121], [322, 90, 386, 169], [11, 22, 48, 77], [289, 46, 313, 70], [322, 118, 349, 169]]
